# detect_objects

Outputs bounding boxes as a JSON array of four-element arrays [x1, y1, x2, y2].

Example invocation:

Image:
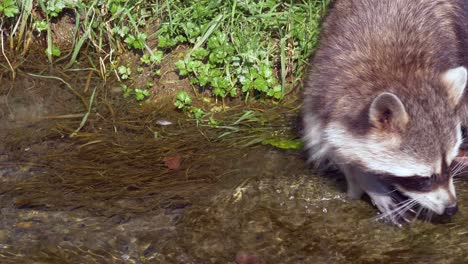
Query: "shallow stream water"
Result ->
[[0, 74, 467, 264]]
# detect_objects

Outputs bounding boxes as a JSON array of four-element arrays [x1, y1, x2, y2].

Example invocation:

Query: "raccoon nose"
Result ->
[[443, 204, 458, 217]]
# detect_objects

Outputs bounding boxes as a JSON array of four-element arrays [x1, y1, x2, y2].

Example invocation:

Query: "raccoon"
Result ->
[[302, 0, 468, 224]]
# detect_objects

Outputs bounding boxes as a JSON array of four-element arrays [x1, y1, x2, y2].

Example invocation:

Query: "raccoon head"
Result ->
[[326, 66, 467, 216]]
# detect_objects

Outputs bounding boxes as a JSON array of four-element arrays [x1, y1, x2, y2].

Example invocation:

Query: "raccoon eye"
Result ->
[[414, 175, 436, 190], [422, 175, 436, 188]]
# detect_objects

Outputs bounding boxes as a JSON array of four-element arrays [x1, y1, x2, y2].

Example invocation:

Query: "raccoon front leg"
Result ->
[[341, 166, 364, 199], [341, 165, 408, 224]]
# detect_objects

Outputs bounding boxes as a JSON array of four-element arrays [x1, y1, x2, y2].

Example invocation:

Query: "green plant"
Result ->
[[121, 84, 132, 98], [1, 0, 329, 106], [112, 26, 130, 38], [121, 84, 150, 101], [33, 20, 48, 32], [191, 107, 205, 120], [161, 0, 329, 101], [36, 0, 73, 63], [146, 81, 154, 88], [117, 65, 131, 80], [261, 138, 304, 150], [108, 0, 127, 15], [0, 0, 19, 17], [45, 0, 67, 17], [175, 91, 192, 109], [140, 51, 163, 65], [124, 32, 147, 50], [45, 44, 61, 57], [134, 88, 150, 101], [174, 91, 206, 120]]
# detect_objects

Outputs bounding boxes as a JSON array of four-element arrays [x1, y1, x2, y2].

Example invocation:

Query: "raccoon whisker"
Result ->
[[452, 163, 467, 177], [381, 201, 411, 218], [451, 166, 462, 177], [452, 156, 465, 168], [395, 198, 417, 209], [399, 200, 418, 215], [452, 163, 468, 177], [400, 215, 411, 224], [451, 150, 467, 172], [373, 206, 403, 222], [454, 153, 468, 168], [414, 206, 424, 221], [425, 210, 434, 223], [392, 196, 414, 207], [451, 161, 467, 177], [397, 204, 417, 224], [406, 207, 416, 215], [386, 189, 400, 198], [414, 206, 429, 223], [411, 196, 439, 221], [451, 163, 461, 175], [374, 199, 418, 222], [394, 202, 419, 223], [421, 208, 430, 223], [454, 170, 467, 178], [452, 172, 462, 179]]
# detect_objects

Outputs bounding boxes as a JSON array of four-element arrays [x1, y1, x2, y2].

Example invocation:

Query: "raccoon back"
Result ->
[[303, 0, 467, 123]]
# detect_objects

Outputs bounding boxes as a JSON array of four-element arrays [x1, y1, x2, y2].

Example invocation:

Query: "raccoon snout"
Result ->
[[443, 204, 458, 217]]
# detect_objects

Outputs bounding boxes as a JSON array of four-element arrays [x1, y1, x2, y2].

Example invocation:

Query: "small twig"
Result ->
[[84, 70, 93, 93], [99, 53, 109, 81], [78, 140, 103, 149], [70, 86, 98, 138], [26, 73, 88, 109], [22, 114, 86, 122], [0, 28, 16, 79]]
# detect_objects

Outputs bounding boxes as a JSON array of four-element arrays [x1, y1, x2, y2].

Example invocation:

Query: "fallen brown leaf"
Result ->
[[163, 154, 182, 170]]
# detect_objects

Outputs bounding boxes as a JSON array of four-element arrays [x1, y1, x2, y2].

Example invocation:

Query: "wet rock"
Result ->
[[160, 196, 192, 213], [0, 230, 9, 243], [50, 15, 75, 51], [15, 222, 34, 229]]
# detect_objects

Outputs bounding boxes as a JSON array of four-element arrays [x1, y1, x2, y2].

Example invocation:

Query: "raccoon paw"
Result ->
[[367, 192, 412, 225]]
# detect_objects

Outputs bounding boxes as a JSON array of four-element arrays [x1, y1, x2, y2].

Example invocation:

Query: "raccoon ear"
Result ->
[[442, 66, 467, 106], [369, 92, 409, 131]]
